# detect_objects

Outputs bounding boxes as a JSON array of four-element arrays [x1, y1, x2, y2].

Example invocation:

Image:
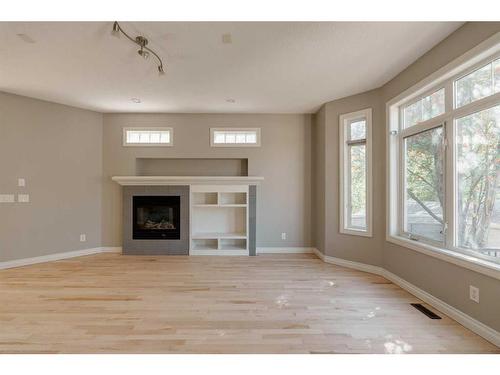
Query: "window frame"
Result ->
[[387, 33, 500, 278], [122, 127, 174, 147], [339, 108, 373, 237], [400, 122, 447, 247], [210, 128, 261, 147]]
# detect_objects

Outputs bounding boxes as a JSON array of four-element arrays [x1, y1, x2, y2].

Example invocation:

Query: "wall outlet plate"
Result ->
[[281, 232, 287, 240], [0, 194, 15, 203], [469, 285, 480, 303], [18, 178, 26, 187], [80, 234, 86, 242], [17, 194, 30, 203]]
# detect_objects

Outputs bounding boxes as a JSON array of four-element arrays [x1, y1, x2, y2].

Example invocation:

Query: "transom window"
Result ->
[[210, 128, 261, 147], [339, 108, 372, 237], [455, 58, 500, 108], [389, 51, 500, 265], [403, 88, 445, 128], [123, 127, 173, 146]]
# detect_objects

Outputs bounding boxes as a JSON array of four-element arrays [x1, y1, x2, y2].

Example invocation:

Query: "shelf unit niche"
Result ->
[[190, 185, 249, 255]]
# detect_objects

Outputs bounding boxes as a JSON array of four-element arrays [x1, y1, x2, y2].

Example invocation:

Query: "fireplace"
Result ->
[[133, 195, 180, 240]]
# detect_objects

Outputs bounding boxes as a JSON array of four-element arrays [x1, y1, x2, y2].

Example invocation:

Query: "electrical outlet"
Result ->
[[18, 178, 26, 187], [80, 234, 86, 242], [469, 285, 480, 303], [17, 194, 30, 203], [281, 232, 287, 240]]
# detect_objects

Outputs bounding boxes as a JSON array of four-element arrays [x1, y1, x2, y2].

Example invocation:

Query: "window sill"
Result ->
[[387, 235, 500, 281], [341, 228, 373, 238]]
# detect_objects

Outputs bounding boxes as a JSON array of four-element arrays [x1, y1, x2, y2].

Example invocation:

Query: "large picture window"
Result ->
[[388, 50, 500, 267], [456, 106, 500, 254], [403, 125, 445, 244], [339, 108, 372, 236]]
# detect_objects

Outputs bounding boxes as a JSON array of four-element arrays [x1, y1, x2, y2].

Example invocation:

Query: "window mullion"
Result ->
[[444, 116, 455, 250]]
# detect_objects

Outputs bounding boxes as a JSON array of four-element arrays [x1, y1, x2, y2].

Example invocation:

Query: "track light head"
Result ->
[[138, 49, 150, 59], [135, 36, 148, 47], [112, 22, 120, 36]]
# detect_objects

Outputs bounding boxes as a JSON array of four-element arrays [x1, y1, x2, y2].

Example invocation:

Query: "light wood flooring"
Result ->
[[0, 253, 498, 353]]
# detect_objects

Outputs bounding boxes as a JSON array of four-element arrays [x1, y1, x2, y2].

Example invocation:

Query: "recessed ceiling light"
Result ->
[[16, 33, 36, 44], [131, 98, 141, 103], [226, 98, 236, 103], [222, 33, 232, 44]]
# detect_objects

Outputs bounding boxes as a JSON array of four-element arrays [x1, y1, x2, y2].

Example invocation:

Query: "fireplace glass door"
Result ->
[[133, 196, 181, 239]]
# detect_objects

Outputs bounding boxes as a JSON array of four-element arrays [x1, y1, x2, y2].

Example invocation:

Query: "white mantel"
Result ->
[[112, 176, 264, 186]]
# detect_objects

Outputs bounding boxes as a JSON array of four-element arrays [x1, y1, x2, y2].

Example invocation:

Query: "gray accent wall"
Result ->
[[102, 113, 313, 249], [0, 92, 103, 262], [249, 185, 257, 256]]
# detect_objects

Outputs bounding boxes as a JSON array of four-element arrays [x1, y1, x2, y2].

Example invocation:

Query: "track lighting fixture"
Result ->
[[111, 21, 165, 76]]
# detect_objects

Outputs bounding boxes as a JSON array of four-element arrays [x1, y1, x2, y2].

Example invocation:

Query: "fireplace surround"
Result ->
[[114, 176, 263, 256], [122, 185, 189, 255]]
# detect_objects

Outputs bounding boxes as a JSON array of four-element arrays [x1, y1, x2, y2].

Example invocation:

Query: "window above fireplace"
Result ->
[[123, 127, 173, 147]]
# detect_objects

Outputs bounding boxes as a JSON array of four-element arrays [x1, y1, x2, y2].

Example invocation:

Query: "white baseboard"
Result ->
[[0, 247, 122, 270], [257, 247, 315, 254], [313, 248, 385, 275], [312, 248, 500, 348], [382, 269, 500, 347]]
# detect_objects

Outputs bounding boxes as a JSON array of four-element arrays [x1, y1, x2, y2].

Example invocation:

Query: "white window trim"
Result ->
[[386, 31, 500, 279], [210, 128, 261, 147], [339, 108, 373, 237], [122, 127, 173, 147]]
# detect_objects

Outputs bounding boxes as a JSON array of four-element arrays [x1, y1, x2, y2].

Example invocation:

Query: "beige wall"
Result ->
[[0, 92, 103, 262], [317, 89, 385, 267], [102, 113, 313, 248], [312, 107, 326, 254], [313, 22, 500, 331]]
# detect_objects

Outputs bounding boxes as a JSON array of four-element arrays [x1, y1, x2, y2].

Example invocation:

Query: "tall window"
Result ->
[[389, 52, 500, 265], [339, 108, 372, 236]]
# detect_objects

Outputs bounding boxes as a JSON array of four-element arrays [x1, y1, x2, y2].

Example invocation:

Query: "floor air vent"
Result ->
[[411, 303, 442, 319]]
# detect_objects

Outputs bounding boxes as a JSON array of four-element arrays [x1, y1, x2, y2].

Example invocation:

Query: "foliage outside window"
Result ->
[[456, 106, 500, 254], [392, 54, 500, 264], [404, 126, 445, 243]]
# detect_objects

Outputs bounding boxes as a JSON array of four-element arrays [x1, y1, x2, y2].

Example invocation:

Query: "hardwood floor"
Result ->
[[0, 253, 498, 354]]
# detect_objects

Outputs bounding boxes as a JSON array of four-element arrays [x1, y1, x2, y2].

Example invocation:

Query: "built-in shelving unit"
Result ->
[[190, 185, 249, 255]]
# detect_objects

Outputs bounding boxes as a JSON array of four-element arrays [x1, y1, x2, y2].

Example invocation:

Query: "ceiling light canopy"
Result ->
[[112, 21, 165, 76]]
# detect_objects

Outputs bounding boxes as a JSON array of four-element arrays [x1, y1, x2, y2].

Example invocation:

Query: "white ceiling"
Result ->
[[0, 22, 462, 113]]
